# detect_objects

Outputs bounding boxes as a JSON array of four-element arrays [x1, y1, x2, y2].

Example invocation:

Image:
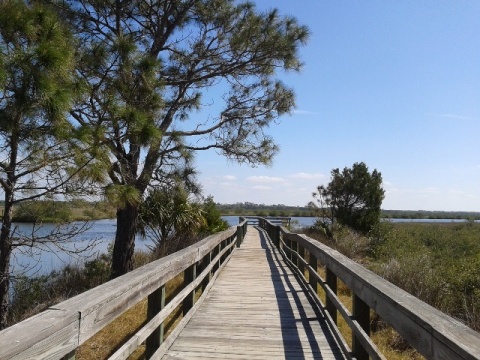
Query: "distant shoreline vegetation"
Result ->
[[216, 202, 480, 220], [1, 201, 480, 222], [0, 200, 116, 223]]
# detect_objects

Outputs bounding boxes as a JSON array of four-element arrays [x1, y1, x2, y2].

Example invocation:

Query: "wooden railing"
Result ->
[[241, 215, 291, 227], [0, 219, 248, 360], [258, 217, 480, 360]]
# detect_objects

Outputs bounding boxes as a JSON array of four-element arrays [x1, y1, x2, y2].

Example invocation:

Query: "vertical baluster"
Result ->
[[290, 237, 297, 264], [352, 294, 370, 360], [298, 244, 305, 276], [236, 225, 242, 248], [146, 285, 165, 358], [309, 254, 317, 294], [183, 264, 196, 315], [202, 251, 212, 292], [326, 268, 337, 324]]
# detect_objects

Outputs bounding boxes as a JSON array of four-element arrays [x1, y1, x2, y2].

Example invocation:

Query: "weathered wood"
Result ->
[[297, 243, 305, 275], [201, 252, 212, 292], [152, 246, 233, 359], [160, 226, 347, 359], [60, 350, 76, 360], [0, 226, 239, 360], [0, 309, 79, 360], [308, 253, 318, 294], [146, 285, 165, 358], [270, 227, 480, 360], [326, 267, 338, 324], [183, 263, 196, 315], [352, 294, 370, 360], [108, 239, 236, 360]]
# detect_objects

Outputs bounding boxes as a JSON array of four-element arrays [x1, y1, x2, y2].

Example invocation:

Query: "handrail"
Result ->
[[0, 219, 248, 360], [257, 217, 480, 360]]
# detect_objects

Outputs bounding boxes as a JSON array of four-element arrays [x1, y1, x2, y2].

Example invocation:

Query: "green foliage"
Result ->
[[199, 196, 229, 234], [12, 201, 72, 223], [0, 0, 76, 126], [0, 0, 80, 327], [312, 162, 385, 234], [139, 184, 206, 254], [52, 0, 309, 276], [217, 202, 315, 217]]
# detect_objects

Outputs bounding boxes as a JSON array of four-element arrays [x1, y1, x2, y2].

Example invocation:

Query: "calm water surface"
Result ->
[[10, 216, 472, 276]]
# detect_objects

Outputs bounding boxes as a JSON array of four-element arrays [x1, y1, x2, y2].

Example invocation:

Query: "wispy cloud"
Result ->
[[222, 175, 236, 180], [429, 113, 477, 121], [289, 172, 326, 180], [246, 176, 287, 183]]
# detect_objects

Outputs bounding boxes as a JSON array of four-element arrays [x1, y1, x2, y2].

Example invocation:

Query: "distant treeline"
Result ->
[[382, 209, 480, 220], [217, 202, 316, 217], [2, 201, 479, 220], [217, 202, 480, 220]]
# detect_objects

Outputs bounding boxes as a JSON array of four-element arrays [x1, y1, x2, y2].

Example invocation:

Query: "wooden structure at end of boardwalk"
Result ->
[[1, 217, 480, 359]]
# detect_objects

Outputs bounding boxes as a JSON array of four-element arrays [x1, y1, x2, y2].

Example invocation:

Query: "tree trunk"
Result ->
[[110, 203, 139, 279], [0, 193, 14, 330]]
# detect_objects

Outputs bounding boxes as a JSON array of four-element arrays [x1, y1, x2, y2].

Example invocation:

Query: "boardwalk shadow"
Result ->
[[256, 227, 345, 360]]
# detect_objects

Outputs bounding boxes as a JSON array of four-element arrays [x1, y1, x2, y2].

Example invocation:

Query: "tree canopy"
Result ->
[[0, 0, 79, 329], [311, 162, 385, 234], [49, 0, 309, 277]]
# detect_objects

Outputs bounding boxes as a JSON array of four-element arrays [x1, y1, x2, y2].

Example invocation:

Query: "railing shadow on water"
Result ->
[[257, 227, 345, 360]]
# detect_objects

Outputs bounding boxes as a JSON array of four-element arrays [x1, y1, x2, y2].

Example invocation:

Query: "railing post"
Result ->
[[183, 263, 196, 315], [352, 294, 370, 360], [326, 267, 337, 324], [60, 350, 75, 360], [275, 225, 281, 248], [291, 238, 298, 265], [309, 254, 317, 294], [236, 225, 242, 247], [202, 252, 212, 292], [298, 244, 305, 276], [146, 285, 166, 358]]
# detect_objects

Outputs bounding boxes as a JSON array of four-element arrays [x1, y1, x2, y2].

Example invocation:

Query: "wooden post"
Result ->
[[146, 285, 165, 358], [274, 226, 282, 249], [60, 350, 75, 360], [326, 267, 337, 324], [183, 264, 196, 315], [236, 225, 242, 248], [309, 254, 317, 294], [202, 252, 212, 292], [352, 294, 370, 360], [298, 244, 305, 276], [291, 238, 298, 265], [286, 236, 292, 261]]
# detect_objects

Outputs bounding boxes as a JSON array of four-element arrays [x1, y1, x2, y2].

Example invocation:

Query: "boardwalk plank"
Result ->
[[161, 226, 347, 360]]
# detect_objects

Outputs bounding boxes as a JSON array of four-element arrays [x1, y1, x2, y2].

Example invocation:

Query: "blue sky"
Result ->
[[196, 1, 480, 211]]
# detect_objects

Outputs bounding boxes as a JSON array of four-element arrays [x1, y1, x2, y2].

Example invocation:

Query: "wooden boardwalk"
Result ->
[[161, 226, 347, 359]]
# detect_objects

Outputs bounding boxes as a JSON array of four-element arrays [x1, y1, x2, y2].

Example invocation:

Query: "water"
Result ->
[[10, 220, 115, 277], [9, 216, 473, 277]]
